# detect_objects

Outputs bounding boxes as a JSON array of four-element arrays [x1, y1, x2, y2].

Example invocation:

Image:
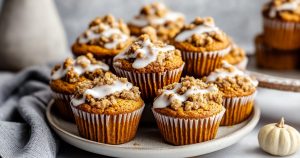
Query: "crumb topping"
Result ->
[[71, 72, 141, 109], [224, 43, 246, 65], [114, 34, 181, 69], [203, 62, 257, 95], [141, 26, 158, 41], [77, 14, 130, 49], [264, 0, 300, 21], [175, 17, 228, 47], [51, 53, 109, 83], [153, 76, 222, 111], [129, 2, 185, 41]]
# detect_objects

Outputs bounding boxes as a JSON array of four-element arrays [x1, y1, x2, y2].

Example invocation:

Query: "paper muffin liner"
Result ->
[[220, 91, 257, 126], [71, 104, 144, 145], [52, 91, 74, 122], [255, 35, 299, 70], [152, 107, 225, 145], [180, 47, 230, 78], [113, 64, 184, 100], [263, 18, 300, 50], [235, 57, 248, 70], [100, 57, 114, 70]]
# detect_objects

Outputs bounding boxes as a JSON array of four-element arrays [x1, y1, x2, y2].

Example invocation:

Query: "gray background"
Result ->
[[0, 0, 268, 53]]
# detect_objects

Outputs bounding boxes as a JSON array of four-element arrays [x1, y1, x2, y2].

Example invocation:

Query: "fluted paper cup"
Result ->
[[152, 107, 225, 145], [181, 47, 230, 78], [263, 17, 300, 50], [221, 91, 257, 126], [71, 104, 144, 145], [52, 91, 74, 121], [114, 64, 184, 100]]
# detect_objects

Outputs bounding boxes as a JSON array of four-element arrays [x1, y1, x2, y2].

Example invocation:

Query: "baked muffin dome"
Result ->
[[71, 72, 144, 114], [50, 53, 109, 94], [173, 17, 231, 52], [153, 76, 223, 119], [113, 34, 184, 73], [72, 15, 131, 61], [128, 2, 185, 41], [263, 0, 300, 22], [203, 62, 258, 98], [224, 42, 248, 69]]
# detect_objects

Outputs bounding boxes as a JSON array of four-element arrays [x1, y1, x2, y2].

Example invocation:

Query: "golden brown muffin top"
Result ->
[[113, 34, 184, 72], [202, 62, 258, 97], [75, 15, 130, 50], [153, 76, 223, 118], [71, 72, 143, 114], [224, 43, 246, 65], [263, 0, 300, 22], [129, 2, 185, 41], [172, 17, 230, 52], [51, 53, 109, 83]]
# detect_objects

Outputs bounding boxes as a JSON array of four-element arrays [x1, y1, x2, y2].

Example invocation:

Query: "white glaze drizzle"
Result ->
[[51, 56, 109, 80], [71, 80, 133, 106], [153, 83, 218, 109], [114, 38, 175, 69], [78, 24, 128, 49], [130, 2, 184, 26], [206, 62, 258, 86], [269, 0, 300, 17], [175, 22, 219, 42]]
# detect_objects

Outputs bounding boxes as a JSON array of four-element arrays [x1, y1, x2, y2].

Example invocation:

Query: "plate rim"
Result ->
[[47, 100, 260, 157]]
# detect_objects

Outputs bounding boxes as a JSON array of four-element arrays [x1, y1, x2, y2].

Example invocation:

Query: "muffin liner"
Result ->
[[152, 107, 225, 145], [181, 47, 230, 78], [255, 34, 299, 70], [113, 64, 184, 100], [263, 18, 300, 50], [100, 57, 113, 70], [221, 91, 257, 126], [235, 57, 248, 70], [52, 91, 74, 122], [71, 104, 144, 145]]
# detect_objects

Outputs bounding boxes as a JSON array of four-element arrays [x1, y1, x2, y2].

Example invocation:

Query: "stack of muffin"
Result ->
[[50, 2, 258, 146], [256, 0, 300, 70]]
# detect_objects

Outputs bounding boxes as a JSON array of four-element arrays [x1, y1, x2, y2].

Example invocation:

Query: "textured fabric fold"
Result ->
[[0, 66, 59, 158]]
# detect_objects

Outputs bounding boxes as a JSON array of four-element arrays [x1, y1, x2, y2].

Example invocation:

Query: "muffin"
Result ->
[[152, 76, 225, 145], [128, 2, 185, 42], [203, 62, 258, 126], [172, 17, 231, 77], [72, 15, 131, 68], [50, 53, 109, 121], [224, 42, 248, 70], [262, 0, 300, 50], [113, 34, 184, 100], [255, 34, 299, 70], [70, 72, 144, 144]]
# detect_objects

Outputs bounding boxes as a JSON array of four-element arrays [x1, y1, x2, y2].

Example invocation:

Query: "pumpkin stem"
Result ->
[[276, 117, 285, 128]]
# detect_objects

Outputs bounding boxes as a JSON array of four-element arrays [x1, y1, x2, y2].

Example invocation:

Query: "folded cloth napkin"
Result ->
[[0, 66, 58, 158]]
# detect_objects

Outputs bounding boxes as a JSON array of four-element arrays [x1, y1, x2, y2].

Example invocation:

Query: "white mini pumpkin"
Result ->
[[258, 117, 300, 156]]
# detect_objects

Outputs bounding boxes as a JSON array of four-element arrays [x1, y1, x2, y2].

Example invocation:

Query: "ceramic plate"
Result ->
[[46, 100, 260, 158]]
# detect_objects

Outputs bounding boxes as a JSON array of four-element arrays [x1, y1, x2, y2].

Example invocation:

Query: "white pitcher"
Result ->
[[0, 0, 68, 71]]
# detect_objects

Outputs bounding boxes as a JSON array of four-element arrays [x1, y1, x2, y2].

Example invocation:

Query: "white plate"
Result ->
[[46, 100, 260, 158]]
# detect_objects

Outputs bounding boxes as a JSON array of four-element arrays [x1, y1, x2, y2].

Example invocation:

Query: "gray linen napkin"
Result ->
[[0, 66, 58, 158]]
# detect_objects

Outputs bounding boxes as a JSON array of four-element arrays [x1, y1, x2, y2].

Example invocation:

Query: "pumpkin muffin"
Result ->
[[152, 76, 225, 145], [203, 62, 258, 126], [113, 34, 184, 100], [70, 72, 144, 144], [72, 15, 131, 68], [255, 34, 299, 70], [50, 53, 109, 121], [128, 2, 185, 42], [262, 0, 300, 50], [172, 17, 231, 77], [224, 42, 248, 70]]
